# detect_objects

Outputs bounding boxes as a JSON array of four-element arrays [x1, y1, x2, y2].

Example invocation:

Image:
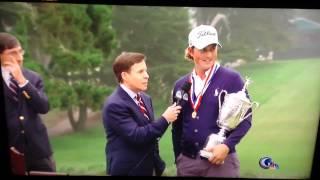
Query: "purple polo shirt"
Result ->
[[172, 66, 252, 159]]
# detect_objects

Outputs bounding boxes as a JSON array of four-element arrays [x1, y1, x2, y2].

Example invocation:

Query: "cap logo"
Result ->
[[197, 30, 216, 39]]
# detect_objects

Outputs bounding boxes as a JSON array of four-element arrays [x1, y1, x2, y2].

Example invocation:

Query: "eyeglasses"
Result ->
[[3, 49, 25, 56]]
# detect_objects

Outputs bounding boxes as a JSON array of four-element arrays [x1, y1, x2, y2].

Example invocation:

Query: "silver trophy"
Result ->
[[199, 77, 259, 159]]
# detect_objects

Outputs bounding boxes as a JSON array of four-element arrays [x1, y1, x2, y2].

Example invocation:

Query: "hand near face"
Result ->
[[2, 55, 26, 85]]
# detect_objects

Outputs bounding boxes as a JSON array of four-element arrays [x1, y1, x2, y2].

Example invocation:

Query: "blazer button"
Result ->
[[19, 116, 24, 120], [195, 142, 199, 146], [194, 129, 198, 133]]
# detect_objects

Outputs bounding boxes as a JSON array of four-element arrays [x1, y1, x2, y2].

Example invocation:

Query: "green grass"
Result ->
[[50, 59, 320, 177], [236, 59, 320, 179], [50, 125, 106, 175]]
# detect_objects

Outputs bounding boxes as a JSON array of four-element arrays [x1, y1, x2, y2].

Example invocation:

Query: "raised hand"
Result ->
[[2, 55, 26, 85]]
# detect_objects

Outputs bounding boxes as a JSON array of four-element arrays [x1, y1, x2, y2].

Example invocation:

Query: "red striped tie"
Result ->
[[9, 75, 19, 101], [136, 94, 149, 120]]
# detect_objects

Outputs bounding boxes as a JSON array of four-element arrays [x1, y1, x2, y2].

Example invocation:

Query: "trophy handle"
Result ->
[[218, 90, 228, 111], [242, 101, 259, 120]]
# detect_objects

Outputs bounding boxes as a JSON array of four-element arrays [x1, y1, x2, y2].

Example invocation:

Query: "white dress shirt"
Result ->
[[1, 67, 29, 88], [120, 83, 140, 106]]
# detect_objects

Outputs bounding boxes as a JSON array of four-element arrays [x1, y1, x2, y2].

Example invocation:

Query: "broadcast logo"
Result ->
[[259, 156, 279, 170]]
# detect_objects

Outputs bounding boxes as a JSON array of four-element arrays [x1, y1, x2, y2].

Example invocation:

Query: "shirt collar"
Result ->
[[120, 83, 138, 100], [192, 66, 212, 80], [1, 66, 10, 81]]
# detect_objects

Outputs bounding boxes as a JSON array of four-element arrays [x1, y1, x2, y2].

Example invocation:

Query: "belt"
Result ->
[[181, 150, 197, 159], [182, 150, 212, 161]]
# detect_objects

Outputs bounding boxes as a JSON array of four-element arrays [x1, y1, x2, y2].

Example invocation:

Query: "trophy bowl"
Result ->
[[199, 77, 259, 159]]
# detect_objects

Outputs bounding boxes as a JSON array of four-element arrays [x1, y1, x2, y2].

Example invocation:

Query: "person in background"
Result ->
[[0, 32, 55, 174], [171, 25, 252, 177], [102, 52, 181, 176]]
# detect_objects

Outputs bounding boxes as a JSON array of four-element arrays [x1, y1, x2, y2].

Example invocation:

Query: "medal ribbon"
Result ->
[[189, 64, 219, 115]]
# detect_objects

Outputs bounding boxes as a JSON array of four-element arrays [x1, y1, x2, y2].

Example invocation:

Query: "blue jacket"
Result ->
[[102, 86, 168, 176], [172, 66, 252, 160], [3, 68, 52, 161]]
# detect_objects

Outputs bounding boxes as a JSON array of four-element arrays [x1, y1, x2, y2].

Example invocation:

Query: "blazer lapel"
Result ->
[[117, 86, 151, 123], [2, 78, 19, 102]]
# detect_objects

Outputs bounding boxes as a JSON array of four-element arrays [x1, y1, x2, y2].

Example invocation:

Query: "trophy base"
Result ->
[[199, 150, 213, 159]]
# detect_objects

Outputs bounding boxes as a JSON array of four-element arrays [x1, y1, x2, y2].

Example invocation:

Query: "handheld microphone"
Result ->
[[174, 81, 192, 106]]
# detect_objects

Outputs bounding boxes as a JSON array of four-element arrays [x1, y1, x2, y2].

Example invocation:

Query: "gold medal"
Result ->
[[192, 111, 197, 119], [189, 65, 216, 121]]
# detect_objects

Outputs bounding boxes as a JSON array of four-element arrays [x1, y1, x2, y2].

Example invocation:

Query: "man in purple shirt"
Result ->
[[171, 25, 252, 177]]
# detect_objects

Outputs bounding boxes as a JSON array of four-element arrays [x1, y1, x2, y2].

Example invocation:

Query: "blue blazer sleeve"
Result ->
[[20, 69, 49, 114], [105, 101, 169, 145], [223, 72, 252, 150]]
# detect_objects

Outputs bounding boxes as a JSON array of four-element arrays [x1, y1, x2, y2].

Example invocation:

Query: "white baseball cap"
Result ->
[[188, 25, 222, 49]]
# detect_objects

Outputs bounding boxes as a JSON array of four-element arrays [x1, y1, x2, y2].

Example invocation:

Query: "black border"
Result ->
[[1, 0, 319, 177], [311, 121, 320, 179], [0, 68, 11, 175], [4, 0, 320, 9]]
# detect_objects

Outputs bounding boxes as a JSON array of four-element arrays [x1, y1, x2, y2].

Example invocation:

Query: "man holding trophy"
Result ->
[[172, 25, 257, 177]]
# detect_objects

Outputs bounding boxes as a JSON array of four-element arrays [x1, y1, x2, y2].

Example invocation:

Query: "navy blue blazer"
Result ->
[[3, 68, 53, 161], [102, 86, 169, 176]]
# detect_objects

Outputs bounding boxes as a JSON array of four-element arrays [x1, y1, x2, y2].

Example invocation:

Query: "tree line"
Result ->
[[1, 2, 318, 131]]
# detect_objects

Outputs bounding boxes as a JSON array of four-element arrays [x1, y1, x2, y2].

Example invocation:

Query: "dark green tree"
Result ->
[[28, 3, 116, 131], [108, 6, 190, 101], [0, 2, 34, 32]]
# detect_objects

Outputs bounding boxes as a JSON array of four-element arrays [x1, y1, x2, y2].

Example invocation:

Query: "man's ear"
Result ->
[[188, 47, 193, 56], [121, 72, 127, 82]]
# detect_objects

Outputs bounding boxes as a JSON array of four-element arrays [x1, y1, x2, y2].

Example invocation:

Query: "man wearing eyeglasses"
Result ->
[[0, 32, 56, 174]]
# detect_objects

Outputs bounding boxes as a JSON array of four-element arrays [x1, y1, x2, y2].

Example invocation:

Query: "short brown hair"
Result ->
[[0, 32, 21, 54], [184, 47, 193, 61], [113, 52, 146, 83]]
